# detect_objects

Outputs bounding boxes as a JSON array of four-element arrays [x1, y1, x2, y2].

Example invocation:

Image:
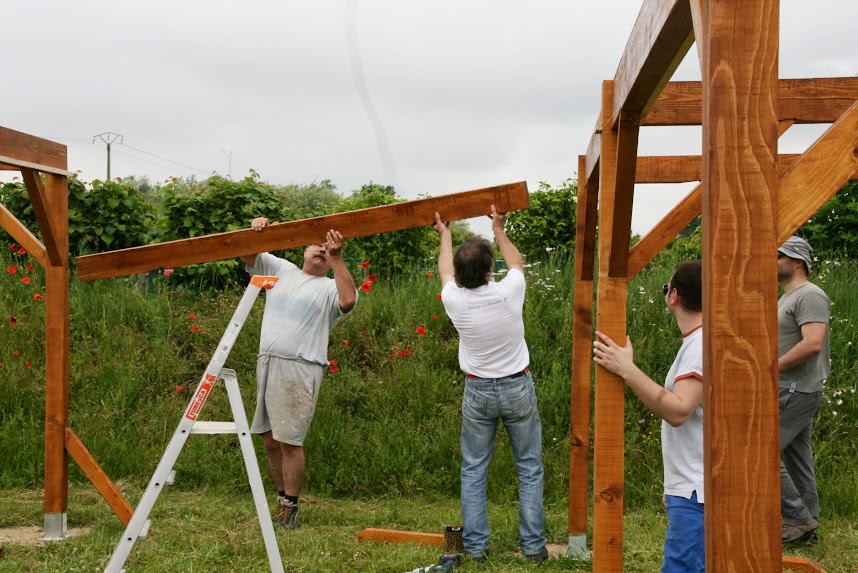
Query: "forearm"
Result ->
[[623, 367, 693, 427], [494, 228, 523, 271], [779, 340, 822, 371], [438, 231, 454, 282], [329, 256, 357, 311]]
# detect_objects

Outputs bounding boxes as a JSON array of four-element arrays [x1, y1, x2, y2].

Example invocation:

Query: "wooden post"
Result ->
[[701, 0, 782, 570], [567, 155, 597, 557], [43, 172, 70, 540]]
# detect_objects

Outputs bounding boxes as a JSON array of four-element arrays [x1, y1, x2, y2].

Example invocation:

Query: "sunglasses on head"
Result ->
[[662, 284, 670, 296]]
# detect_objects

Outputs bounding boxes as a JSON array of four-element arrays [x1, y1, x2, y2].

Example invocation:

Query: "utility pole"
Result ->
[[219, 147, 233, 179], [93, 132, 124, 181]]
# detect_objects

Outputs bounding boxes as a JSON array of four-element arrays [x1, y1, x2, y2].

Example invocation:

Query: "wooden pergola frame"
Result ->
[[566, 1, 857, 572]]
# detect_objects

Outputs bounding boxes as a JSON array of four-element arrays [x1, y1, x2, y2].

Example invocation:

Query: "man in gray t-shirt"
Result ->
[[777, 236, 830, 544], [241, 217, 357, 529]]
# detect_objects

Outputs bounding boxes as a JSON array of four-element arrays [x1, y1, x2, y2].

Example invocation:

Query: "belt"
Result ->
[[466, 366, 529, 380]]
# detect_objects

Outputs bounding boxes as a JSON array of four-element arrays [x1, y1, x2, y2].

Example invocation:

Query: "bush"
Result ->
[[504, 179, 577, 259]]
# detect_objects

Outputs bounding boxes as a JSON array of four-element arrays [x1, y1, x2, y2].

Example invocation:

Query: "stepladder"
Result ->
[[105, 275, 284, 573]]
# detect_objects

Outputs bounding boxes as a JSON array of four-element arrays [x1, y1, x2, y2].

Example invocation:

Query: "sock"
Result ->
[[278, 490, 286, 498], [283, 494, 299, 507]]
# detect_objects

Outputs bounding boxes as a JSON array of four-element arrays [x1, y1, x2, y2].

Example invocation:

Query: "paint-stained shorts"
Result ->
[[250, 355, 323, 446]]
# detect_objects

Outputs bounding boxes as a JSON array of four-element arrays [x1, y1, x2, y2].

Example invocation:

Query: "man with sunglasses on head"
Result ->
[[593, 260, 704, 573], [777, 236, 829, 545]]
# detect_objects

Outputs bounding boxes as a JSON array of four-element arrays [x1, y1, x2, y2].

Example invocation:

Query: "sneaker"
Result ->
[[465, 551, 488, 563], [524, 545, 549, 564], [782, 516, 818, 544], [272, 500, 301, 530]]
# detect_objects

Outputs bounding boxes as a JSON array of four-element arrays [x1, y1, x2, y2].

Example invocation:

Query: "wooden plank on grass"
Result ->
[[356, 528, 443, 547], [0, 126, 67, 171], [76, 182, 530, 282], [65, 428, 133, 526], [782, 556, 827, 573], [701, 1, 782, 570]]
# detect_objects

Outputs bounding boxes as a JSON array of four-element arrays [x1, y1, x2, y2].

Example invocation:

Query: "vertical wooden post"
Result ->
[[568, 155, 597, 557], [43, 172, 70, 540], [701, 1, 782, 571], [592, 80, 629, 573]]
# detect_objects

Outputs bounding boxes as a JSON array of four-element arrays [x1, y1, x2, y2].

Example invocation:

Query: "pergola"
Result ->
[[565, 1, 857, 572]]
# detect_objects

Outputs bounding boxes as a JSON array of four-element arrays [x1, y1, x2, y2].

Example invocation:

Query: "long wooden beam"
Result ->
[[0, 203, 49, 268], [611, 0, 694, 127], [76, 182, 530, 282], [20, 168, 63, 266], [0, 155, 73, 177], [65, 428, 133, 526], [782, 556, 827, 573], [778, 99, 858, 243], [608, 108, 641, 277], [355, 528, 443, 547], [634, 154, 802, 183], [0, 127, 67, 171], [646, 78, 858, 126]]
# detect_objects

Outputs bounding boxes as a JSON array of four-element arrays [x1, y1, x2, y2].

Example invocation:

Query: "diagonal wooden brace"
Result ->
[[21, 168, 63, 266], [76, 181, 530, 282]]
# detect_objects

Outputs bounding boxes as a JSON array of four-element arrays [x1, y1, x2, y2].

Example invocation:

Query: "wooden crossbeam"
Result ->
[[634, 154, 803, 183], [355, 528, 443, 547], [20, 168, 63, 266], [65, 428, 133, 526], [76, 182, 530, 282], [608, 108, 641, 277], [0, 203, 49, 268], [611, 0, 694, 127], [0, 126, 67, 171], [0, 154, 73, 177], [778, 99, 858, 243], [585, 121, 601, 185], [645, 78, 858, 126]]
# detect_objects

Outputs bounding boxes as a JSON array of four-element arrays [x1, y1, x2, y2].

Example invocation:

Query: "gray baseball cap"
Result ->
[[778, 235, 812, 271]]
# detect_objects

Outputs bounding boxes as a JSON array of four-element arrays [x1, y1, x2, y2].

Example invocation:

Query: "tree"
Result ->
[[504, 178, 577, 259], [798, 181, 858, 257]]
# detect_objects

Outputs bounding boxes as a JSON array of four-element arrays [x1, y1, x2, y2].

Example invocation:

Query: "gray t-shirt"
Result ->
[[778, 282, 830, 393], [246, 252, 351, 366]]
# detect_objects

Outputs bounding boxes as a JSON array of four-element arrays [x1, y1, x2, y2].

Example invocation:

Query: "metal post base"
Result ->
[[42, 512, 68, 541], [567, 534, 590, 559]]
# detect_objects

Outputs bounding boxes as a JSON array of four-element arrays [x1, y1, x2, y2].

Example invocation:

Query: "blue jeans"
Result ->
[[662, 492, 705, 573], [460, 371, 546, 557]]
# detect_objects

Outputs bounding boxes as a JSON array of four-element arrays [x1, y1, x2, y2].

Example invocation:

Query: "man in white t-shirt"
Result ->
[[593, 261, 704, 573], [432, 205, 548, 564], [241, 217, 357, 529]]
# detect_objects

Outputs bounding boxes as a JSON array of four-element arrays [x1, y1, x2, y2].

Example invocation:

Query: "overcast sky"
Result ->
[[4, 1, 855, 237]]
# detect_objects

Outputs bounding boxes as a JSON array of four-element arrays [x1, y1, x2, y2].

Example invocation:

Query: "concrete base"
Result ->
[[41, 513, 67, 541], [566, 534, 590, 559]]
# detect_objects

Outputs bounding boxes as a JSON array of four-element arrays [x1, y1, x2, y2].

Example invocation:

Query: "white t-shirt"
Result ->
[[441, 268, 529, 378], [662, 325, 704, 503], [246, 252, 351, 366]]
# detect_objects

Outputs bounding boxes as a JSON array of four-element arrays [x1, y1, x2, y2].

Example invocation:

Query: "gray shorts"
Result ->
[[250, 355, 324, 446]]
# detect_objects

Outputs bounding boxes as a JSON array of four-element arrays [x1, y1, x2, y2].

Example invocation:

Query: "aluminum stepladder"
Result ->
[[105, 275, 284, 573]]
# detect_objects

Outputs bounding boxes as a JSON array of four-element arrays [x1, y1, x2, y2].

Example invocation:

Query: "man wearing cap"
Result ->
[[777, 235, 830, 544], [431, 205, 548, 564]]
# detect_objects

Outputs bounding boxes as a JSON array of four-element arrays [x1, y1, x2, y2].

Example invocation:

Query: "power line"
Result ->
[[119, 142, 211, 175]]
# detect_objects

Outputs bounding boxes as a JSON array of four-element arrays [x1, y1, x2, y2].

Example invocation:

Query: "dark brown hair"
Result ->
[[453, 237, 493, 289], [670, 260, 702, 313]]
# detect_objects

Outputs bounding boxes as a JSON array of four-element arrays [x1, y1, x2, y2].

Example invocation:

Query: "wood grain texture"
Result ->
[[0, 154, 72, 177], [65, 428, 133, 525], [568, 156, 595, 535], [20, 168, 62, 266], [611, 0, 694, 127], [355, 528, 443, 547], [76, 182, 530, 282], [0, 126, 67, 171], [592, 80, 627, 573], [646, 78, 858, 126], [633, 153, 804, 183], [608, 110, 640, 278], [585, 126, 602, 187], [782, 557, 827, 573], [701, 1, 782, 570], [0, 203, 48, 268], [778, 99, 858, 243]]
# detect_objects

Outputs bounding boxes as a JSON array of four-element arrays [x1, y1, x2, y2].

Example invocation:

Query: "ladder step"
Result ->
[[138, 520, 150, 540], [191, 421, 238, 434], [165, 470, 176, 485]]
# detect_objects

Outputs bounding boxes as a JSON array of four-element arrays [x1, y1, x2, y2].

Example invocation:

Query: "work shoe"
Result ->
[[272, 499, 301, 530], [782, 516, 818, 544], [523, 545, 549, 564]]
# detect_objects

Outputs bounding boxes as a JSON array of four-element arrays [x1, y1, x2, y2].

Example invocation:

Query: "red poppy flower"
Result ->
[[368, 273, 377, 283], [188, 313, 198, 320], [164, 269, 174, 276], [33, 293, 45, 301], [13, 351, 20, 356], [432, 314, 439, 320], [416, 326, 426, 336], [21, 277, 31, 284], [7, 266, 16, 274], [397, 351, 405, 358], [435, 293, 442, 300], [360, 261, 370, 269], [328, 360, 337, 367], [175, 385, 183, 392], [388, 353, 395, 360], [25, 264, 33, 271], [9, 244, 17, 251], [393, 345, 398, 350], [405, 349, 412, 356], [425, 272, 433, 278], [329, 366, 339, 373], [17, 248, 26, 255], [9, 316, 17, 325], [25, 361, 32, 368], [342, 339, 349, 346], [191, 325, 200, 332], [360, 281, 372, 293]]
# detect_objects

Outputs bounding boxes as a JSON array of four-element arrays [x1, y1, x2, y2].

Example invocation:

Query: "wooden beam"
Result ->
[[611, 0, 694, 127], [0, 126, 67, 171], [568, 156, 595, 538], [702, 0, 782, 570], [65, 428, 133, 526], [608, 109, 640, 277], [778, 99, 858, 243], [355, 528, 443, 547], [585, 117, 602, 186], [634, 153, 803, 183], [782, 556, 827, 573], [20, 168, 63, 266], [0, 154, 73, 177], [645, 78, 858, 126], [592, 80, 627, 573], [44, 174, 69, 517], [0, 203, 49, 268], [76, 182, 530, 282]]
